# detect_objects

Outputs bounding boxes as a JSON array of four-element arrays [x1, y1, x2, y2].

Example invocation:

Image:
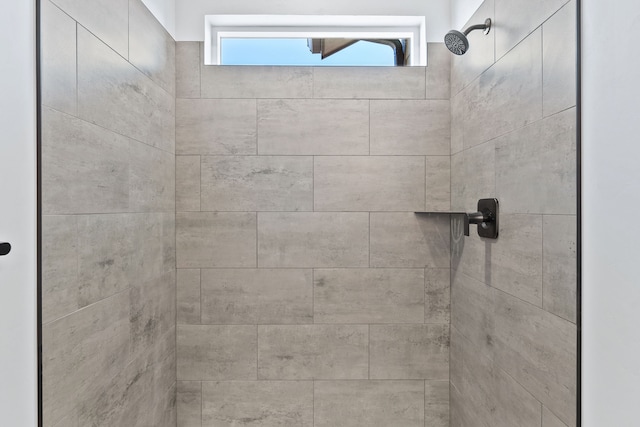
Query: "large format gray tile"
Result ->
[[450, 92, 464, 155], [202, 381, 313, 427], [43, 291, 131, 427], [425, 43, 451, 99], [201, 66, 313, 98], [176, 156, 200, 212], [462, 29, 543, 148], [129, 0, 175, 95], [313, 67, 426, 99], [426, 156, 451, 212], [314, 381, 425, 427], [543, 215, 577, 323], [176, 99, 257, 155], [77, 27, 175, 153], [177, 269, 201, 325], [450, 0, 496, 96], [201, 269, 313, 324], [257, 99, 369, 155], [495, 0, 569, 59], [370, 100, 450, 155], [544, 406, 569, 427], [41, 0, 76, 115], [425, 380, 450, 427], [490, 214, 543, 306], [177, 325, 257, 381], [51, 0, 128, 58], [543, 1, 577, 116], [313, 269, 424, 324], [258, 325, 368, 379], [176, 212, 257, 268], [176, 42, 201, 98], [129, 140, 175, 212], [495, 108, 577, 214], [42, 107, 129, 215], [42, 215, 78, 324], [258, 213, 369, 268], [450, 328, 542, 427], [493, 290, 577, 426], [314, 156, 425, 211], [450, 141, 495, 212], [370, 213, 450, 268], [426, 268, 451, 324], [370, 324, 449, 380], [201, 156, 313, 211], [177, 381, 202, 427]]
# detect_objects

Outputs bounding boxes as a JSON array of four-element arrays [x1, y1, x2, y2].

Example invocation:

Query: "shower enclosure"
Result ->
[[38, 0, 578, 426]]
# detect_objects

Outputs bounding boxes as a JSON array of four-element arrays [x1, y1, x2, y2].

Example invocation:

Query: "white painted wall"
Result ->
[[451, 0, 484, 30], [0, 1, 38, 426], [582, 0, 640, 424], [175, 0, 450, 42], [142, 0, 176, 38]]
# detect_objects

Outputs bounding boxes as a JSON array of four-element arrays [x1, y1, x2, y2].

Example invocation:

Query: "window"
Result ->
[[204, 15, 426, 66]]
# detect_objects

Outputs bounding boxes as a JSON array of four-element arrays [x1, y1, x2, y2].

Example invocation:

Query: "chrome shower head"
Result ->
[[444, 18, 492, 55]]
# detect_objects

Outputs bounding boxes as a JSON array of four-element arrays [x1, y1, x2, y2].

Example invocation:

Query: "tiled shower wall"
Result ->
[[175, 43, 453, 426], [40, 0, 176, 425], [450, 1, 578, 426]]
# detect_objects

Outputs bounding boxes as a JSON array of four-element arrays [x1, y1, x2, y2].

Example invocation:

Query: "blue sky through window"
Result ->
[[221, 38, 396, 66]]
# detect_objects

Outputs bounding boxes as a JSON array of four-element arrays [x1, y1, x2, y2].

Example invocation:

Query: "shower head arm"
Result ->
[[462, 18, 492, 36]]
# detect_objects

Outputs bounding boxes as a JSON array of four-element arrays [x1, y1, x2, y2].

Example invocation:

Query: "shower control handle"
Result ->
[[464, 199, 499, 239], [0, 242, 11, 256]]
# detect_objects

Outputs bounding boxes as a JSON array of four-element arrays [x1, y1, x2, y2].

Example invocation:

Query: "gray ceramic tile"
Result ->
[[42, 107, 130, 215], [314, 381, 425, 427], [314, 156, 425, 211], [176, 99, 257, 155], [425, 43, 451, 99], [463, 29, 543, 148], [201, 269, 313, 324], [543, 1, 577, 116], [176, 156, 201, 212], [257, 99, 369, 155], [495, 0, 569, 59], [177, 325, 257, 380], [313, 269, 424, 323], [127, 213, 174, 282], [129, 0, 176, 95], [201, 66, 313, 98], [425, 380, 450, 427], [450, 141, 495, 212], [493, 290, 577, 426], [77, 27, 175, 153], [451, 228, 490, 285], [258, 213, 369, 268], [258, 325, 368, 379], [78, 27, 175, 152], [176, 212, 257, 268], [450, 92, 464, 155], [425, 268, 451, 324], [313, 67, 426, 99], [177, 269, 201, 325], [370, 324, 449, 380], [176, 42, 201, 98], [370, 213, 450, 268], [426, 156, 451, 212], [201, 156, 313, 211], [202, 381, 313, 427], [495, 108, 577, 214], [42, 215, 78, 324], [450, 272, 495, 359], [41, 0, 77, 115], [543, 215, 577, 323], [490, 214, 543, 306], [129, 140, 175, 212], [450, 328, 543, 427], [42, 291, 131, 426], [544, 406, 569, 427], [370, 100, 450, 155], [177, 381, 202, 427], [51, 0, 128, 58], [450, 0, 496, 96]]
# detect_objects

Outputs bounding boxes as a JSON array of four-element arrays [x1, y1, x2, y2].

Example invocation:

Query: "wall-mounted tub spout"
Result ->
[[415, 198, 499, 239]]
